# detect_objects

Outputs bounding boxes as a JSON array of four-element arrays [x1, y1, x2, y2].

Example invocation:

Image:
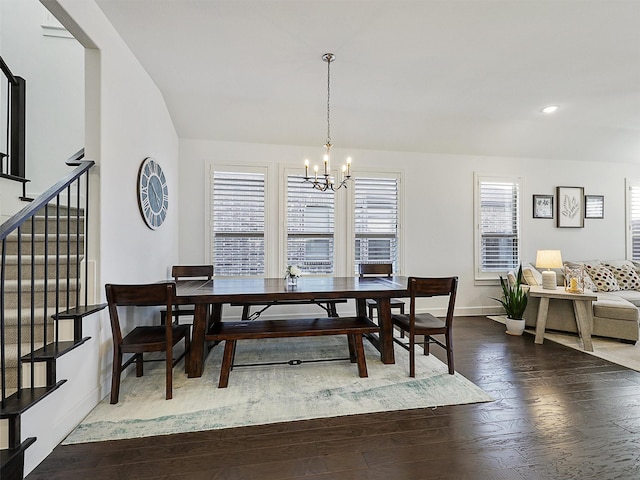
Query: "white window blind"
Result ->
[[477, 177, 520, 274], [287, 174, 334, 274], [627, 180, 640, 260], [354, 176, 399, 273], [211, 170, 265, 276]]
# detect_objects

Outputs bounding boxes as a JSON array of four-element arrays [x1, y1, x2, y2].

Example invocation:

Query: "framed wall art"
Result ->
[[556, 186, 584, 228], [585, 195, 604, 219], [533, 194, 554, 219]]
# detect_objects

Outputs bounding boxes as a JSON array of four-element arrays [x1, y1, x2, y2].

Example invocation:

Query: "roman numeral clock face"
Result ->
[[137, 157, 169, 230]]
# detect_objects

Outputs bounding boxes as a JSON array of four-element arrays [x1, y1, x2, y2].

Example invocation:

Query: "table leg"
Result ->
[[534, 297, 550, 344], [187, 302, 221, 378], [573, 300, 594, 352], [376, 297, 395, 364]]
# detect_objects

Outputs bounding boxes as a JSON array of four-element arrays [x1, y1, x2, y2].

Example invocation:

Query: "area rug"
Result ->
[[488, 315, 640, 372], [63, 336, 492, 444]]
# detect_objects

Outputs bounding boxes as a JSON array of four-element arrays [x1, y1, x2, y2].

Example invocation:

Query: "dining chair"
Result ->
[[391, 276, 458, 377], [160, 264, 213, 325], [106, 282, 190, 404], [358, 263, 405, 319]]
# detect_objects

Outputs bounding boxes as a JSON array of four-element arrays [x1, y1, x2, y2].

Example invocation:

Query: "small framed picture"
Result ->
[[533, 195, 554, 219], [557, 186, 585, 228], [585, 195, 604, 219]]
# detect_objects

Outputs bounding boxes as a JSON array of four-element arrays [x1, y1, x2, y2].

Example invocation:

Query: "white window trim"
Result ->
[[473, 172, 522, 284], [206, 163, 271, 276], [625, 178, 640, 260], [346, 169, 404, 276]]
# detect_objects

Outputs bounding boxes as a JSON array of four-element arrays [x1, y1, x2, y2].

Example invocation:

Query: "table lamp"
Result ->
[[535, 250, 563, 290]]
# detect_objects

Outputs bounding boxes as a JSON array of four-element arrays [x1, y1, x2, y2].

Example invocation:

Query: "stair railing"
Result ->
[[0, 149, 94, 408], [0, 55, 26, 183]]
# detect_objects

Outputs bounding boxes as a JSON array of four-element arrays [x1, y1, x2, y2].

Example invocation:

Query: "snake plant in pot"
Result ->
[[493, 264, 528, 335]]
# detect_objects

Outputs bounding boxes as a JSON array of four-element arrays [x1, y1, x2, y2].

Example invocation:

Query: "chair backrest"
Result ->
[[358, 263, 393, 277], [105, 282, 175, 344], [408, 276, 458, 326], [171, 265, 213, 282]]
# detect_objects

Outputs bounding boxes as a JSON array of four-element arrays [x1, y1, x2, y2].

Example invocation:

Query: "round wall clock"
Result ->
[[137, 157, 169, 230]]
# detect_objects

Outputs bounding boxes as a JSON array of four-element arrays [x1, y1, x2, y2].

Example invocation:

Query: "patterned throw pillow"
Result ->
[[583, 273, 598, 292], [604, 263, 640, 291], [584, 263, 620, 292]]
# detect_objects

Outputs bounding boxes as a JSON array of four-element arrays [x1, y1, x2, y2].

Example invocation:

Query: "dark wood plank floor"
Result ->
[[27, 317, 640, 480]]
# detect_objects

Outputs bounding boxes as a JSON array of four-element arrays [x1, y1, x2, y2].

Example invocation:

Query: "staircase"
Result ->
[[1, 155, 103, 480]]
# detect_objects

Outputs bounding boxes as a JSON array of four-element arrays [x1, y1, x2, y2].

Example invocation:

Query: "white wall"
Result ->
[[0, 0, 84, 194], [179, 138, 640, 314]]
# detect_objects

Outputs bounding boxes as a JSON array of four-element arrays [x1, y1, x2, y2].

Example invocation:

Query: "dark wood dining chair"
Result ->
[[391, 276, 458, 377], [160, 265, 213, 325], [358, 263, 405, 319], [106, 282, 190, 404]]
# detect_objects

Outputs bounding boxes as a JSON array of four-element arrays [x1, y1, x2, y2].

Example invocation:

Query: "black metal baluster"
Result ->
[[75, 178, 81, 309], [30, 216, 35, 390], [43, 204, 49, 347], [66, 185, 71, 313], [1, 238, 7, 407], [55, 196, 60, 345], [17, 225, 22, 398]]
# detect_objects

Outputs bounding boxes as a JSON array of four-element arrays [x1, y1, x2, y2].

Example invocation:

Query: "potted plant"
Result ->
[[492, 264, 528, 335]]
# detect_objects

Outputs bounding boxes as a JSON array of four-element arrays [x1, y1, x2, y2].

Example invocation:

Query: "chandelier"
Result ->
[[303, 53, 352, 191]]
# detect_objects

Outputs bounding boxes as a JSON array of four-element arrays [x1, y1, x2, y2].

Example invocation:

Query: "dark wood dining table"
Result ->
[[174, 275, 409, 377]]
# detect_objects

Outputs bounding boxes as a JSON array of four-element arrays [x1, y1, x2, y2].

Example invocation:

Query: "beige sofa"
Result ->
[[513, 260, 640, 344]]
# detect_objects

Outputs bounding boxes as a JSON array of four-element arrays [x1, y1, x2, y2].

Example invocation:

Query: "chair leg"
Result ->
[[423, 336, 430, 355], [166, 343, 173, 400], [184, 329, 191, 374], [409, 334, 416, 378], [445, 331, 455, 375], [110, 349, 123, 405]]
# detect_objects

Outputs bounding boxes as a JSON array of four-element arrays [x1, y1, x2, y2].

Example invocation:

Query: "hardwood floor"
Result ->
[[27, 317, 640, 480]]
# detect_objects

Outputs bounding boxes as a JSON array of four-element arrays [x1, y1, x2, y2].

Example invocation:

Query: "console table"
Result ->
[[528, 286, 597, 351]]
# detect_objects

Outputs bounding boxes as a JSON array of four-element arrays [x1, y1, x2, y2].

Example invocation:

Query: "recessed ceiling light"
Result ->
[[541, 105, 559, 114]]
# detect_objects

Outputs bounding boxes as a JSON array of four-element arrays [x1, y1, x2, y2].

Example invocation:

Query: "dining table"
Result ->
[[174, 275, 410, 378]]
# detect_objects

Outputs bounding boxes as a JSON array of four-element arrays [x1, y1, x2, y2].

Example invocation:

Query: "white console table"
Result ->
[[528, 286, 597, 352]]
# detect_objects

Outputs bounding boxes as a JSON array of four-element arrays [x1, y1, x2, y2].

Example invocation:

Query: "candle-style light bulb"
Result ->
[[304, 159, 309, 178], [323, 153, 329, 175], [314, 164, 318, 180], [346, 157, 352, 177]]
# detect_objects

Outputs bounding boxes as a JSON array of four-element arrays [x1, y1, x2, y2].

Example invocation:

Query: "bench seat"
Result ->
[[206, 316, 379, 388]]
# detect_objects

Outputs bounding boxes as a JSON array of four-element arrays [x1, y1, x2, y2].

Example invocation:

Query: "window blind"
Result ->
[[479, 179, 520, 272], [354, 176, 399, 273], [211, 171, 265, 276], [628, 182, 640, 261], [287, 174, 334, 274]]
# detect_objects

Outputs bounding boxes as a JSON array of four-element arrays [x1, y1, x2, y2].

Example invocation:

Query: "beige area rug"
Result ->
[[63, 335, 492, 444], [489, 315, 640, 371]]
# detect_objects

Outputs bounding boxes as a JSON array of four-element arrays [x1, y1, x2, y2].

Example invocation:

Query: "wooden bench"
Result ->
[[205, 316, 379, 388]]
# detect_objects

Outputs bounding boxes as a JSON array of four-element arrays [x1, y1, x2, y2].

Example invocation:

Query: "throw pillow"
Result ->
[[604, 263, 640, 291], [521, 263, 542, 286], [584, 263, 620, 292], [583, 273, 598, 292]]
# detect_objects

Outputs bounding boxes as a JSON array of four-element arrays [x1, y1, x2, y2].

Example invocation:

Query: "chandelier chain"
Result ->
[[326, 55, 331, 145]]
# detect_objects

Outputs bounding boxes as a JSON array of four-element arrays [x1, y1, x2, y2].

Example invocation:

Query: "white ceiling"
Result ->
[[94, 0, 640, 163]]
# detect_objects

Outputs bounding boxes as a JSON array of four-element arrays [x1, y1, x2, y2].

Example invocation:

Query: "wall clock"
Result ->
[[137, 157, 169, 230]]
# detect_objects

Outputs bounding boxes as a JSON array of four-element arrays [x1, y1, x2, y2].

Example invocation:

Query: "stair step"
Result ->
[[2, 254, 80, 279], [3, 233, 84, 255], [0, 381, 66, 419], [10, 214, 84, 235], [0, 437, 36, 480], [21, 338, 90, 363]]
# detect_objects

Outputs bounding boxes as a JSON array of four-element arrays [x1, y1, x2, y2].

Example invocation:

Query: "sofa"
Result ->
[[510, 260, 640, 344]]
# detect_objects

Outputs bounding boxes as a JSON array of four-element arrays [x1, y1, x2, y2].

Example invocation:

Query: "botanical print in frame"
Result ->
[[585, 195, 604, 219], [556, 186, 585, 228], [533, 194, 553, 219]]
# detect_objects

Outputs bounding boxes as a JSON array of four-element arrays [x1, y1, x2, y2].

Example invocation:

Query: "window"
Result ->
[[475, 174, 521, 280], [626, 179, 640, 260], [353, 175, 400, 274], [211, 169, 265, 276], [286, 174, 335, 274]]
